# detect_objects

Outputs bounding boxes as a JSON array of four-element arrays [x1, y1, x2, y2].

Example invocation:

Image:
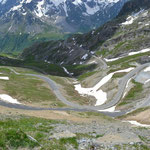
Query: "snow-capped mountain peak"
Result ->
[[0, 0, 7, 5], [0, 0, 128, 33]]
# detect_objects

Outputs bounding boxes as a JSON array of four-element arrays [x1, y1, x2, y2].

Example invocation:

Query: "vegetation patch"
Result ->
[[112, 72, 126, 79], [107, 51, 150, 66], [124, 80, 143, 100], [0, 69, 65, 107], [78, 71, 97, 81], [118, 80, 143, 107], [0, 116, 61, 149], [49, 75, 91, 105], [23, 59, 66, 76], [66, 64, 97, 76], [95, 49, 107, 56]]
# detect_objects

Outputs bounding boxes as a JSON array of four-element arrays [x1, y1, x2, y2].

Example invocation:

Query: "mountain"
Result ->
[[21, 0, 150, 65], [0, 0, 128, 52], [0, 0, 128, 33], [118, 0, 150, 16]]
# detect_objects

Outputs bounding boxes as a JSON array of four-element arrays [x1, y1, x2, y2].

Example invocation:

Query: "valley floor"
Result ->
[[0, 59, 150, 149]]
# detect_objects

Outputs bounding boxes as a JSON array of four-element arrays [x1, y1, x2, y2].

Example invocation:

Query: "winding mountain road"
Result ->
[[0, 63, 150, 117]]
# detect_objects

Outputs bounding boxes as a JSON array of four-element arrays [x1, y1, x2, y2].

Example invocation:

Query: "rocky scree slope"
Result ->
[[21, 0, 150, 65]]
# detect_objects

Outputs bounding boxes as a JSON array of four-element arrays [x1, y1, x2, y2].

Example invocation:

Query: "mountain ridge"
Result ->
[[0, 0, 127, 33], [0, 0, 128, 52], [20, 0, 150, 65]]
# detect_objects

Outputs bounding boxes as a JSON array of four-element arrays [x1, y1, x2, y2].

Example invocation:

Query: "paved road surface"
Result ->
[[0, 63, 150, 117], [27, 63, 150, 110]]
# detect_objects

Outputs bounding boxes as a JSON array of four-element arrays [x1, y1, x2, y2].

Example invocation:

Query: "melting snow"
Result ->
[[90, 51, 95, 54], [85, 3, 100, 15], [99, 106, 120, 112], [145, 23, 149, 26], [72, 0, 82, 5], [121, 9, 145, 26], [0, 94, 21, 104], [26, 0, 32, 3], [104, 57, 122, 62], [104, 48, 150, 62], [75, 68, 134, 106], [35, 0, 45, 17], [74, 84, 107, 106], [52, 0, 66, 6], [63, 67, 73, 76], [0, 0, 7, 5], [145, 79, 150, 84], [11, 4, 22, 11], [144, 66, 150, 72], [81, 54, 88, 60], [124, 120, 150, 128], [10, 0, 25, 11], [128, 48, 150, 56], [22, 12, 27, 15], [0, 77, 9, 80], [88, 61, 97, 65], [123, 78, 132, 98], [93, 68, 134, 91], [122, 16, 135, 25]]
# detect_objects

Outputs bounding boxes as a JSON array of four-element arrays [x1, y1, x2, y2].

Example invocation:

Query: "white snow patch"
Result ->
[[104, 57, 122, 62], [145, 23, 149, 26], [88, 61, 97, 65], [35, 0, 45, 17], [26, 0, 32, 3], [85, 3, 100, 15], [0, 77, 9, 80], [74, 67, 134, 106], [144, 66, 150, 72], [69, 49, 74, 54], [72, 0, 82, 5], [63, 67, 73, 76], [128, 48, 150, 56], [52, 0, 66, 6], [104, 48, 150, 62], [122, 16, 135, 25], [11, 4, 22, 11], [93, 68, 134, 91], [10, 0, 25, 11], [81, 54, 88, 60], [8, 24, 13, 31], [90, 51, 95, 54], [74, 84, 107, 106], [145, 79, 150, 84], [0, 0, 7, 5], [121, 10, 145, 26], [60, 62, 64, 65], [123, 120, 150, 128], [0, 94, 21, 104], [22, 12, 27, 15], [123, 78, 132, 98], [99, 106, 120, 112], [73, 63, 76, 65]]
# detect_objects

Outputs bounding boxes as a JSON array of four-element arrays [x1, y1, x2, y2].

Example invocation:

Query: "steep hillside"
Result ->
[[118, 0, 150, 16], [21, 0, 150, 65]]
